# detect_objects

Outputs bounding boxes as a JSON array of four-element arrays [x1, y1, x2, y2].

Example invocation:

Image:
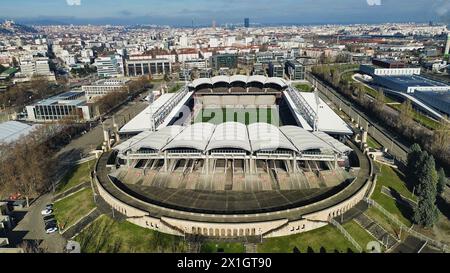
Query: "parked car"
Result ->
[[45, 204, 54, 210], [43, 215, 55, 222], [44, 219, 57, 226], [45, 226, 58, 234], [41, 209, 53, 216], [45, 221, 57, 229]]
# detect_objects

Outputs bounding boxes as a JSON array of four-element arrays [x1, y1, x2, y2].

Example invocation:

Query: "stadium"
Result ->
[[94, 76, 373, 239]]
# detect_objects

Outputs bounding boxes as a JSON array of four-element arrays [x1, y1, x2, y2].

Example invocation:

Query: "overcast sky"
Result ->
[[1, 0, 449, 26]]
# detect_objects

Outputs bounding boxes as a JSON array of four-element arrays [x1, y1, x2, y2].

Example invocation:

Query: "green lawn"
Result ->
[[258, 225, 357, 253], [194, 107, 281, 126], [57, 160, 95, 193], [370, 164, 415, 226], [295, 83, 313, 92], [169, 83, 182, 93], [54, 188, 96, 229], [342, 220, 381, 252], [75, 215, 188, 253], [201, 242, 245, 253], [367, 135, 382, 149]]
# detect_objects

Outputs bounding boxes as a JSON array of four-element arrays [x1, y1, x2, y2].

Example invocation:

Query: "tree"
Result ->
[[374, 89, 385, 111], [431, 117, 450, 156], [437, 168, 447, 196], [406, 143, 423, 187], [0, 126, 54, 204], [398, 99, 413, 129], [413, 154, 439, 227]]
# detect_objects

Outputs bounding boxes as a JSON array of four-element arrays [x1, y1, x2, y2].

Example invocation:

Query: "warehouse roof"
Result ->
[[0, 121, 39, 143]]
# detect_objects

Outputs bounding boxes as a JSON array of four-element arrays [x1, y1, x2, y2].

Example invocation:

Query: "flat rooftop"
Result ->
[[298, 92, 353, 135], [120, 93, 176, 133], [0, 121, 40, 143], [381, 75, 450, 88], [34, 90, 87, 106]]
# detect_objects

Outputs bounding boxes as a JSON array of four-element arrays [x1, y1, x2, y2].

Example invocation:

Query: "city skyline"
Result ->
[[0, 0, 449, 26]]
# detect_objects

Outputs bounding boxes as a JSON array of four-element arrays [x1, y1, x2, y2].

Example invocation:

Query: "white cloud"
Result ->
[[366, 0, 382, 6], [66, 0, 81, 6]]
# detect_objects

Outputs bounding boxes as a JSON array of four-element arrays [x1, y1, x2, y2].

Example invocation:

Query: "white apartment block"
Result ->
[[82, 79, 130, 101], [20, 57, 52, 77], [94, 55, 124, 78]]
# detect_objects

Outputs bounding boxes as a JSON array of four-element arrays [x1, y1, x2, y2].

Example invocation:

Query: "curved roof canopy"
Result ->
[[191, 76, 288, 89], [163, 123, 216, 151], [211, 76, 230, 85], [131, 126, 184, 152], [206, 122, 251, 152], [247, 75, 267, 84], [114, 130, 155, 155], [230, 75, 248, 83], [279, 126, 333, 152], [192, 78, 212, 88], [266, 77, 288, 87], [247, 123, 297, 152], [312, 131, 353, 154]]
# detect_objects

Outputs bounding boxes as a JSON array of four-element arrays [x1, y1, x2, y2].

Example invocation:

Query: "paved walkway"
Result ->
[[380, 186, 417, 208], [62, 208, 102, 239]]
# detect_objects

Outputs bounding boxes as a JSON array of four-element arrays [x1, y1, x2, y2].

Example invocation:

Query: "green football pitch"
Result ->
[[193, 107, 282, 126]]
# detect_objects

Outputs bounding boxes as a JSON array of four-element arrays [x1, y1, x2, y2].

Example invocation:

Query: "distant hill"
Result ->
[[0, 21, 38, 35]]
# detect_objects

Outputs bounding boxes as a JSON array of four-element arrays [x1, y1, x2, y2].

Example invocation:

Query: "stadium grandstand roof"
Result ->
[[206, 122, 251, 152], [279, 126, 334, 152], [163, 123, 216, 151], [190, 76, 288, 89], [247, 123, 296, 152], [115, 122, 352, 155], [312, 131, 353, 154], [119, 93, 176, 134]]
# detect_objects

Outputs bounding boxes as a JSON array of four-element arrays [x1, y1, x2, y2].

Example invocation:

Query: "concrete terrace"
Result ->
[[94, 141, 371, 223]]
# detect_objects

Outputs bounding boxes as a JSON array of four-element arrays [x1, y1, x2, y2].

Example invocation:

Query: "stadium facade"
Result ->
[[93, 76, 374, 239]]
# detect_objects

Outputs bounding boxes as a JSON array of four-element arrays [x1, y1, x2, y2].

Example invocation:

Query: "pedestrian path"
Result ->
[[354, 213, 398, 250]]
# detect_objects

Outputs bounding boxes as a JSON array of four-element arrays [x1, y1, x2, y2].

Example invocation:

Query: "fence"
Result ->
[[364, 197, 448, 253], [329, 218, 363, 253]]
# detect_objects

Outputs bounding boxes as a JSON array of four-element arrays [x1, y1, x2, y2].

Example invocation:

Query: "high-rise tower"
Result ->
[[445, 32, 450, 57]]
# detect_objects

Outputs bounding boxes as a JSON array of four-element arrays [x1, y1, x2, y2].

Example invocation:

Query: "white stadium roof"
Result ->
[[115, 122, 350, 155], [119, 93, 176, 134], [163, 123, 216, 151], [130, 126, 184, 152], [312, 131, 353, 154], [279, 126, 334, 153], [206, 122, 251, 152], [298, 93, 353, 135], [191, 76, 288, 88], [247, 123, 296, 152]]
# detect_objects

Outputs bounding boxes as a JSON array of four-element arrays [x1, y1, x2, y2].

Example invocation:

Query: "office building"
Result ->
[[244, 18, 250, 28], [268, 62, 284, 78], [126, 58, 172, 77], [26, 91, 94, 122], [210, 54, 238, 70], [285, 61, 306, 80], [82, 79, 130, 101], [94, 55, 124, 78]]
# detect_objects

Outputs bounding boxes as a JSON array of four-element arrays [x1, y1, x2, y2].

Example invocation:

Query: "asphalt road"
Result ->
[[7, 85, 157, 252], [11, 194, 66, 252]]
